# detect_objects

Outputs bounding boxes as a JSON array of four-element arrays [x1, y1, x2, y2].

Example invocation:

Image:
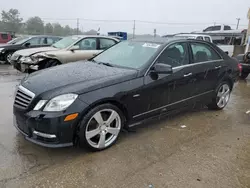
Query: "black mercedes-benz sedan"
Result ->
[[13, 38, 240, 151]]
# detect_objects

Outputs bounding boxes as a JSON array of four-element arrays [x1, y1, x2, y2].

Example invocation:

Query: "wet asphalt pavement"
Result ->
[[0, 65, 250, 188]]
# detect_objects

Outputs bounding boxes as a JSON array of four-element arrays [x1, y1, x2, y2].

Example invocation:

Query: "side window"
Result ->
[[1, 33, 8, 39], [190, 43, 221, 63], [157, 43, 189, 67], [204, 27, 212, 32], [100, 38, 116, 50], [25, 37, 41, 46], [224, 26, 231, 30], [204, 37, 211, 42], [47, 37, 57, 45], [213, 26, 221, 31], [40, 37, 47, 44], [76, 38, 97, 50], [196, 36, 203, 40]]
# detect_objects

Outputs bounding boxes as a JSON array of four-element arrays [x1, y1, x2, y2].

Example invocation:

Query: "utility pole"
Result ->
[[76, 18, 79, 35], [154, 29, 156, 38], [133, 20, 135, 39], [214, 22, 216, 26], [236, 18, 240, 29]]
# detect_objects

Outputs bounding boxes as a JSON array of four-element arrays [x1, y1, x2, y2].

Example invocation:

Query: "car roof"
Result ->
[[69, 35, 120, 40], [29, 35, 62, 38], [175, 33, 211, 37], [129, 37, 187, 45]]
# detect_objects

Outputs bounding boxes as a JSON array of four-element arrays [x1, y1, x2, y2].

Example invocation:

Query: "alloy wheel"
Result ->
[[216, 84, 230, 108], [6, 53, 13, 63], [85, 109, 121, 149]]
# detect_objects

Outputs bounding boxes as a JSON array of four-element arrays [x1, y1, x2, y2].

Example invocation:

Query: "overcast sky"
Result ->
[[1, 0, 250, 35]]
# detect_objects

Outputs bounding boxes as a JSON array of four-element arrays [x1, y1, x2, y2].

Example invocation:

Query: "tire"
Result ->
[[239, 72, 249, 79], [5, 52, 13, 64], [77, 103, 125, 151], [207, 81, 231, 110], [43, 59, 60, 69]]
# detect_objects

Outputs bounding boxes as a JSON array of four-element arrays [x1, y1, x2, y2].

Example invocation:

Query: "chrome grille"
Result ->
[[14, 86, 35, 109]]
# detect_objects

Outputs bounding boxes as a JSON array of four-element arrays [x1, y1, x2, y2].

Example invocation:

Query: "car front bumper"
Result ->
[[13, 100, 88, 148]]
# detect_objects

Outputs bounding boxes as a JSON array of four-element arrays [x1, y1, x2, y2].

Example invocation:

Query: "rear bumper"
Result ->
[[241, 63, 250, 73]]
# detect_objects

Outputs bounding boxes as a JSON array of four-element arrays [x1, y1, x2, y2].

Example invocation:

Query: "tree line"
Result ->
[[0, 9, 86, 36]]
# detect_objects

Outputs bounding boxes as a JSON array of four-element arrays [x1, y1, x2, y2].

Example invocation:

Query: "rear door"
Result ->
[[188, 42, 225, 100]]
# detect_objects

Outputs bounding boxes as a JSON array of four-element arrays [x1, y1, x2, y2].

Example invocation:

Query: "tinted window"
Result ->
[[197, 36, 203, 40], [25, 37, 41, 46], [224, 25, 231, 30], [204, 37, 211, 42], [213, 26, 221, 31], [76, 38, 97, 50], [1, 33, 8, 39], [204, 27, 213, 32], [157, 43, 189, 67], [100, 38, 116, 50], [190, 43, 221, 63], [93, 41, 160, 69], [47, 37, 60, 45]]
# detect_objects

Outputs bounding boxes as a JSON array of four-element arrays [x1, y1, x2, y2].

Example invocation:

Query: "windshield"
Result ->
[[52, 36, 81, 49], [15, 37, 31, 44], [93, 41, 161, 69], [7, 36, 29, 44]]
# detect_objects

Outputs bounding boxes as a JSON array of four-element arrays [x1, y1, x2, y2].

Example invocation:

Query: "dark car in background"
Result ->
[[0, 35, 62, 64], [13, 38, 239, 151], [235, 52, 250, 79]]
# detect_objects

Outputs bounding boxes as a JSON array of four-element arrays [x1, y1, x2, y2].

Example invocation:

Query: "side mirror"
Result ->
[[70, 45, 80, 52], [152, 63, 173, 74], [225, 51, 229, 55], [24, 42, 31, 47]]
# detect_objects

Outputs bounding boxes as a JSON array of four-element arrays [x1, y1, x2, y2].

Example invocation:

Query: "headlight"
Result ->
[[43, 94, 78, 112], [0, 48, 4, 52], [20, 56, 33, 63], [33, 100, 47, 110]]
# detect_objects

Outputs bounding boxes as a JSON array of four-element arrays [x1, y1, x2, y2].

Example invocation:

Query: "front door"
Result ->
[[68, 38, 101, 62], [133, 42, 195, 121]]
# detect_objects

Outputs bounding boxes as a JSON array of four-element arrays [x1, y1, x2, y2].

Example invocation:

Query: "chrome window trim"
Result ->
[[133, 90, 213, 118], [145, 41, 223, 76]]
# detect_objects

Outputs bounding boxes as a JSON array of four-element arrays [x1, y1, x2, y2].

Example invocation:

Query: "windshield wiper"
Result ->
[[98, 62, 114, 67]]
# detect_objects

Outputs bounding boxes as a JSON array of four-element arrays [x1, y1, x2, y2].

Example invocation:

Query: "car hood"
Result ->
[[0, 44, 20, 49], [21, 61, 138, 97], [14, 46, 57, 57]]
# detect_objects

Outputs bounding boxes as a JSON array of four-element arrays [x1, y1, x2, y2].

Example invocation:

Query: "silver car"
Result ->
[[11, 35, 120, 73]]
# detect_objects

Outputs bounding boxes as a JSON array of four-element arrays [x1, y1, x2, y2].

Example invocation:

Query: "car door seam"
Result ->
[[132, 90, 213, 118]]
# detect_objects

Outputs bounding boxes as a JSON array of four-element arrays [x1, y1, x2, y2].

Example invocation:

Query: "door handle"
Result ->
[[215, 66, 221, 69], [183, 73, 192, 77]]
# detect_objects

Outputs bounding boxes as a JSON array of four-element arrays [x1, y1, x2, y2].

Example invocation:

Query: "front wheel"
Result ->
[[77, 103, 125, 151], [43, 59, 60, 69], [207, 82, 231, 110], [5, 52, 13, 64]]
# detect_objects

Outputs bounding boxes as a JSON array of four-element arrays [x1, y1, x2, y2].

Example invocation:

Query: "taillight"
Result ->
[[238, 63, 242, 73]]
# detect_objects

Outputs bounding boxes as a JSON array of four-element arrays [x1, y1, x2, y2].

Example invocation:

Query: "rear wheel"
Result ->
[[239, 72, 249, 79], [207, 82, 231, 110], [77, 103, 125, 151]]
